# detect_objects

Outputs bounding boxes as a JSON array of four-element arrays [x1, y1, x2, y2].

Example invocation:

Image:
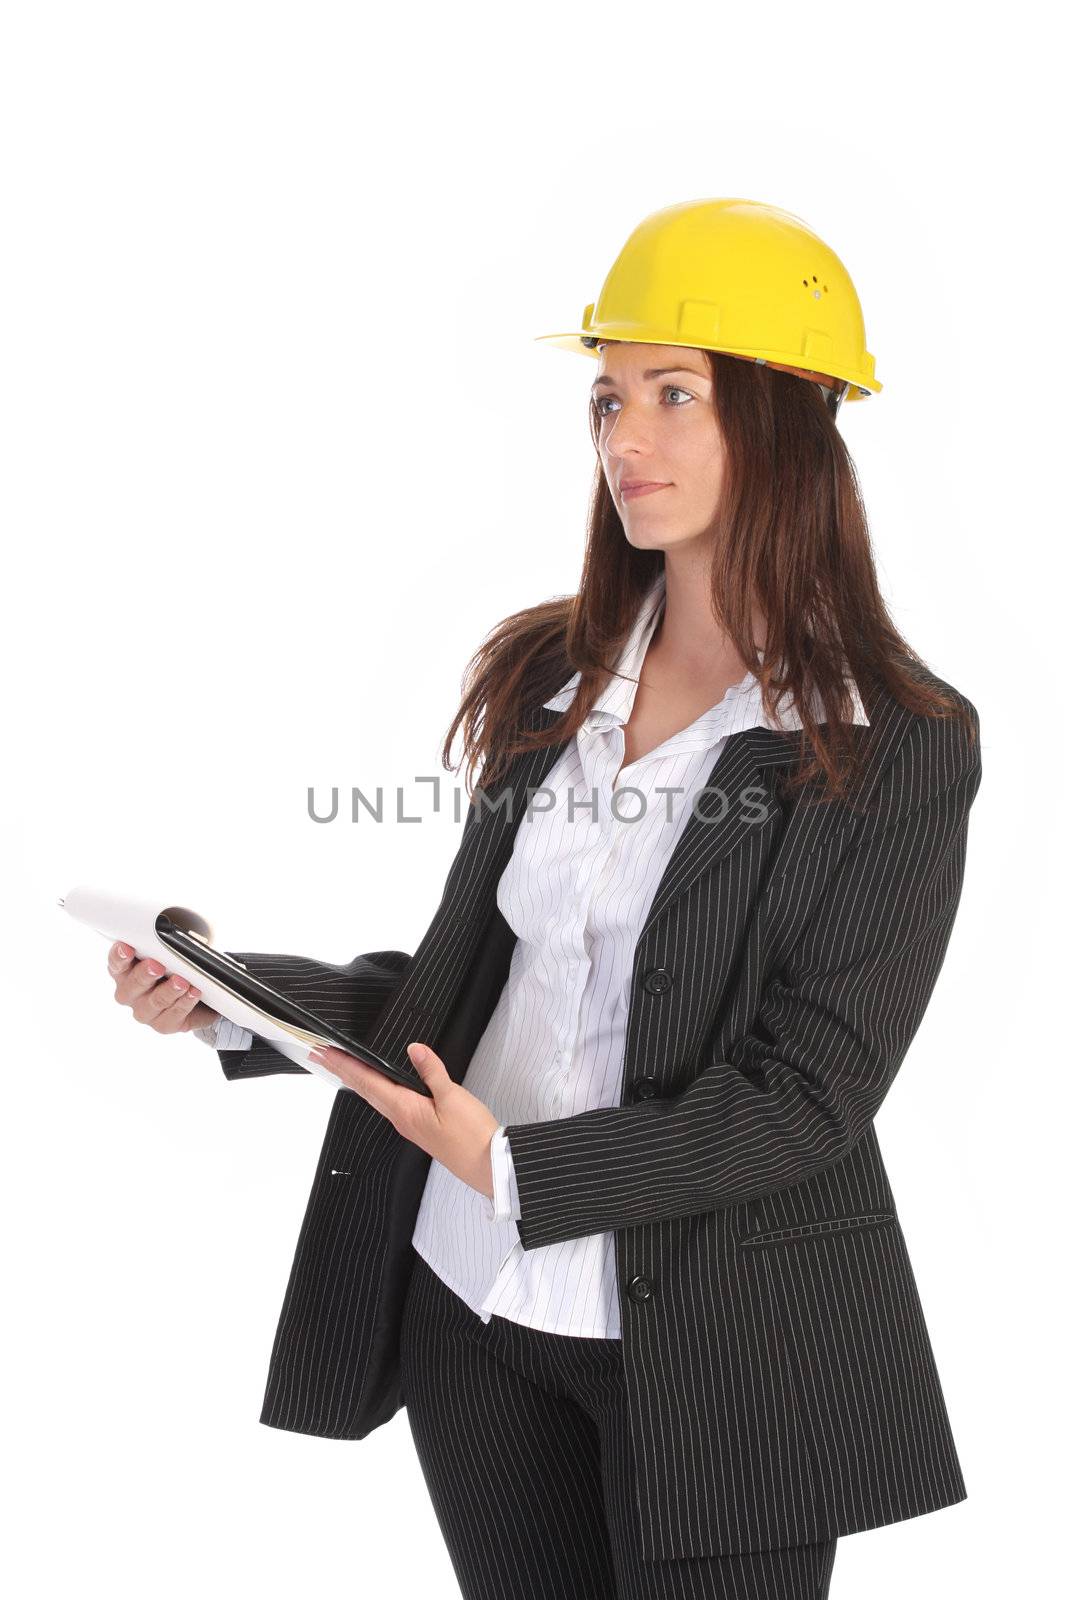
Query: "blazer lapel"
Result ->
[[434, 682, 911, 980], [625, 674, 914, 939], [638, 730, 783, 937], [376, 678, 912, 1071]]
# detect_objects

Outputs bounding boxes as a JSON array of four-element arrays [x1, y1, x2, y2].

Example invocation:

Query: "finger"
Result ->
[[356, 1061, 429, 1139], [181, 1001, 221, 1033], [406, 1042, 449, 1095], [131, 971, 193, 1025], [315, 1048, 396, 1116], [107, 942, 135, 979], [153, 984, 205, 1034], [114, 957, 172, 1007]]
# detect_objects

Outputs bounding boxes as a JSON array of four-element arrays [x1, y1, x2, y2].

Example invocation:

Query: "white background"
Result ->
[[5, 3, 1061, 1595]]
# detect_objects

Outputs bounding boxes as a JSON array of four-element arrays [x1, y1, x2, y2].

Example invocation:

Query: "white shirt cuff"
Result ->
[[480, 1125, 522, 1222], [193, 1017, 256, 1050]]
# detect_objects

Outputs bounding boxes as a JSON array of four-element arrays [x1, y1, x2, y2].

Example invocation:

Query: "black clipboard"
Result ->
[[155, 913, 431, 1097]]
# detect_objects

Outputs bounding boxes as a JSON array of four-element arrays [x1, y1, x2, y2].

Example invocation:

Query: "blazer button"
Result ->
[[627, 1275, 654, 1303], [631, 1076, 659, 1101], [642, 967, 672, 995]]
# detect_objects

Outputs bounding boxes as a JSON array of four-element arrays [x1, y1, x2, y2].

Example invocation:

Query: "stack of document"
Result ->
[[59, 885, 411, 1090]]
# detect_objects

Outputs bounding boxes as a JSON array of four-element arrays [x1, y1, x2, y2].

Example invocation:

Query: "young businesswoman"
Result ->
[[107, 200, 981, 1600]]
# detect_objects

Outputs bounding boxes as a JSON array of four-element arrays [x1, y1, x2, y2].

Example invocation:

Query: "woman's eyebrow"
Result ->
[[591, 366, 710, 390]]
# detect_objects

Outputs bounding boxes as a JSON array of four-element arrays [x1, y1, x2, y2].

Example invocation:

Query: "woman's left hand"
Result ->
[[307, 1041, 499, 1201]]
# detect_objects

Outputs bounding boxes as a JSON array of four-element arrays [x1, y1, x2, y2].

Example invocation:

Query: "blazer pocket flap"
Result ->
[[739, 1209, 897, 1247]]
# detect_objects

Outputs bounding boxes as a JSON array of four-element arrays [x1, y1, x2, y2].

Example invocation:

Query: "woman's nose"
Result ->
[[602, 408, 654, 457]]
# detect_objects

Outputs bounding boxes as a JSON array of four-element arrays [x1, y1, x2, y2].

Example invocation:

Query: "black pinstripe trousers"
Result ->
[[400, 1250, 838, 1600]]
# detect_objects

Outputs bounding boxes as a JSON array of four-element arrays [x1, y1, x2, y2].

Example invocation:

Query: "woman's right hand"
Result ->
[[107, 942, 222, 1035]]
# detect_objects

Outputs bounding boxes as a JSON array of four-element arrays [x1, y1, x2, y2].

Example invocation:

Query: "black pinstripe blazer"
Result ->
[[216, 665, 981, 1562]]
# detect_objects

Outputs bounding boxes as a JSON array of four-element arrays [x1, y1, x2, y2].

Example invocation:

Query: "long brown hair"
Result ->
[[441, 346, 976, 804]]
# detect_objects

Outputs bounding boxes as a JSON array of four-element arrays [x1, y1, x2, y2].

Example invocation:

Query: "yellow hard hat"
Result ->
[[535, 197, 881, 407]]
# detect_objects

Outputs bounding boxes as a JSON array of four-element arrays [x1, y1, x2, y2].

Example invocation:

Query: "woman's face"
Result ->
[[593, 340, 726, 554]]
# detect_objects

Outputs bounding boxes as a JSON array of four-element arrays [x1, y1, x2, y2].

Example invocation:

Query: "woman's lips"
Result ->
[[621, 482, 670, 501]]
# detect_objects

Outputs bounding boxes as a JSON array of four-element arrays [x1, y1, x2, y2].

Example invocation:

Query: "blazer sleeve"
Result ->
[[209, 947, 413, 1081], [504, 700, 982, 1251]]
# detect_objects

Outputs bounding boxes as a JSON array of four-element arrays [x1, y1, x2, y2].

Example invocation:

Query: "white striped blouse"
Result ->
[[201, 569, 868, 1339]]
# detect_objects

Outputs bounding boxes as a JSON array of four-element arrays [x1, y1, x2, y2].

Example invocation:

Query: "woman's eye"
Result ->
[[594, 385, 694, 417]]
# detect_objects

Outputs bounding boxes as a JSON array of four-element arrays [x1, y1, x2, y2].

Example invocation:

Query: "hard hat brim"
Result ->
[[533, 330, 880, 401]]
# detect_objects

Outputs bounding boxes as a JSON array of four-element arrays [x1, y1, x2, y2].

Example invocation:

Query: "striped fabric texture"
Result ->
[[211, 599, 981, 1563], [411, 570, 869, 1335], [400, 1247, 838, 1598]]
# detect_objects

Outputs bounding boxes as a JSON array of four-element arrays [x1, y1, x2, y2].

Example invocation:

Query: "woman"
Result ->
[[107, 199, 981, 1600]]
